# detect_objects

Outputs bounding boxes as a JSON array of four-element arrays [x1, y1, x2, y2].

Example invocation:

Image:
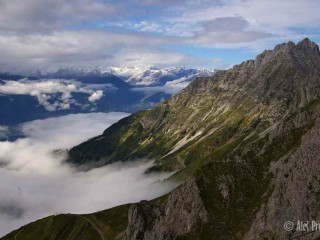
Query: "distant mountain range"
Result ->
[[105, 66, 214, 86], [31, 66, 214, 86], [3, 38, 320, 240], [0, 67, 213, 127]]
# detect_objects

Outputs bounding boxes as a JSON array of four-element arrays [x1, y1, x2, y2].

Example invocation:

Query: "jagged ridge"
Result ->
[[68, 38, 320, 175]]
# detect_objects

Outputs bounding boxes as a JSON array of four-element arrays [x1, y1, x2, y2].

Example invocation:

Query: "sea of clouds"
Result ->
[[0, 112, 176, 237]]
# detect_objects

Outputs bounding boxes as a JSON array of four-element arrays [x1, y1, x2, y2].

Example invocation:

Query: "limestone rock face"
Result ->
[[125, 178, 208, 240], [246, 109, 320, 240]]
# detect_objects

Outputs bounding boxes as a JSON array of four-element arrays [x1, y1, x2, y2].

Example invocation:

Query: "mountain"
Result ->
[[105, 66, 214, 86], [1, 205, 131, 240], [3, 38, 320, 239], [67, 39, 320, 173]]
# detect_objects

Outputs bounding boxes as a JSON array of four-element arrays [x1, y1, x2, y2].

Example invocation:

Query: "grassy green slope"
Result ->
[[2, 205, 130, 240], [68, 72, 273, 172], [68, 41, 310, 173]]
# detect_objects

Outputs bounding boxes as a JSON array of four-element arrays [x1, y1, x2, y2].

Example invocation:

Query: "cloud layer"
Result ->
[[0, 125, 9, 139], [0, 112, 176, 237], [0, 79, 108, 111], [0, 0, 319, 71], [132, 75, 192, 96]]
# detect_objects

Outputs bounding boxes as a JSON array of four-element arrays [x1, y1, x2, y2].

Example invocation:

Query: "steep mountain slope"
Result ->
[[3, 38, 320, 240], [68, 39, 320, 174]]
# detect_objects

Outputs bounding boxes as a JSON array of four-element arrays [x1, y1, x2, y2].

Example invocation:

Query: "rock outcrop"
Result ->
[[246, 108, 320, 240], [126, 178, 208, 240]]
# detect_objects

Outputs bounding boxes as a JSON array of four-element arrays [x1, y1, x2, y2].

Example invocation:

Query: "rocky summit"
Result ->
[[3, 38, 320, 240]]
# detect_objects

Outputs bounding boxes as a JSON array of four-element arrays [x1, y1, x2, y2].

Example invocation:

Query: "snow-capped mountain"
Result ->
[[29, 66, 214, 86], [104, 67, 214, 86]]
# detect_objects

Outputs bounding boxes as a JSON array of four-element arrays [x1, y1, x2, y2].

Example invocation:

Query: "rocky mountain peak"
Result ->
[[270, 38, 319, 54], [297, 37, 320, 53], [183, 39, 320, 120], [255, 38, 319, 67], [273, 40, 295, 52]]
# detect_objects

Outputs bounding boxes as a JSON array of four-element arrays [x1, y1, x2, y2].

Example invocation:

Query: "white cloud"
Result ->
[[108, 48, 193, 68], [0, 0, 318, 70], [176, 0, 320, 37], [0, 112, 177, 237], [0, 0, 120, 33], [124, 20, 202, 37], [132, 75, 193, 96], [0, 125, 9, 139], [191, 17, 275, 45], [88, 90, 103, 102], [19, 112, 128, 149], [0, 30, 188, 71], [128, 17, 275, 47], [0, 79, 109, 111], [123, 1, 320, 49], [133, 21, 164, 33]]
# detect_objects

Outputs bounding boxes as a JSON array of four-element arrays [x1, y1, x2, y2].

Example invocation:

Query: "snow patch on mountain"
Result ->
[[104, 66, 214, 86], [24, 66, 214, 87]]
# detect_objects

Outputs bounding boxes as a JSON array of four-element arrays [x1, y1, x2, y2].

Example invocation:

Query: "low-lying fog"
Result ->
[[0, 112, 176, 237]]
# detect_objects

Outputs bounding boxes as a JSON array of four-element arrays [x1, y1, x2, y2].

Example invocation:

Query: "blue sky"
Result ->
[[0, 0, 319, 71]]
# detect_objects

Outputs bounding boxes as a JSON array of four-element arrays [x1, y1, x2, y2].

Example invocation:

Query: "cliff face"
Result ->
[[246, 110, 320, 239], [3, 39, 320, 240], [126, 178, 208, 240]]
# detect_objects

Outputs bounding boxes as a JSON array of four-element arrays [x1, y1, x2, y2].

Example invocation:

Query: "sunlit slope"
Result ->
[[69, 39, 320, 176]]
